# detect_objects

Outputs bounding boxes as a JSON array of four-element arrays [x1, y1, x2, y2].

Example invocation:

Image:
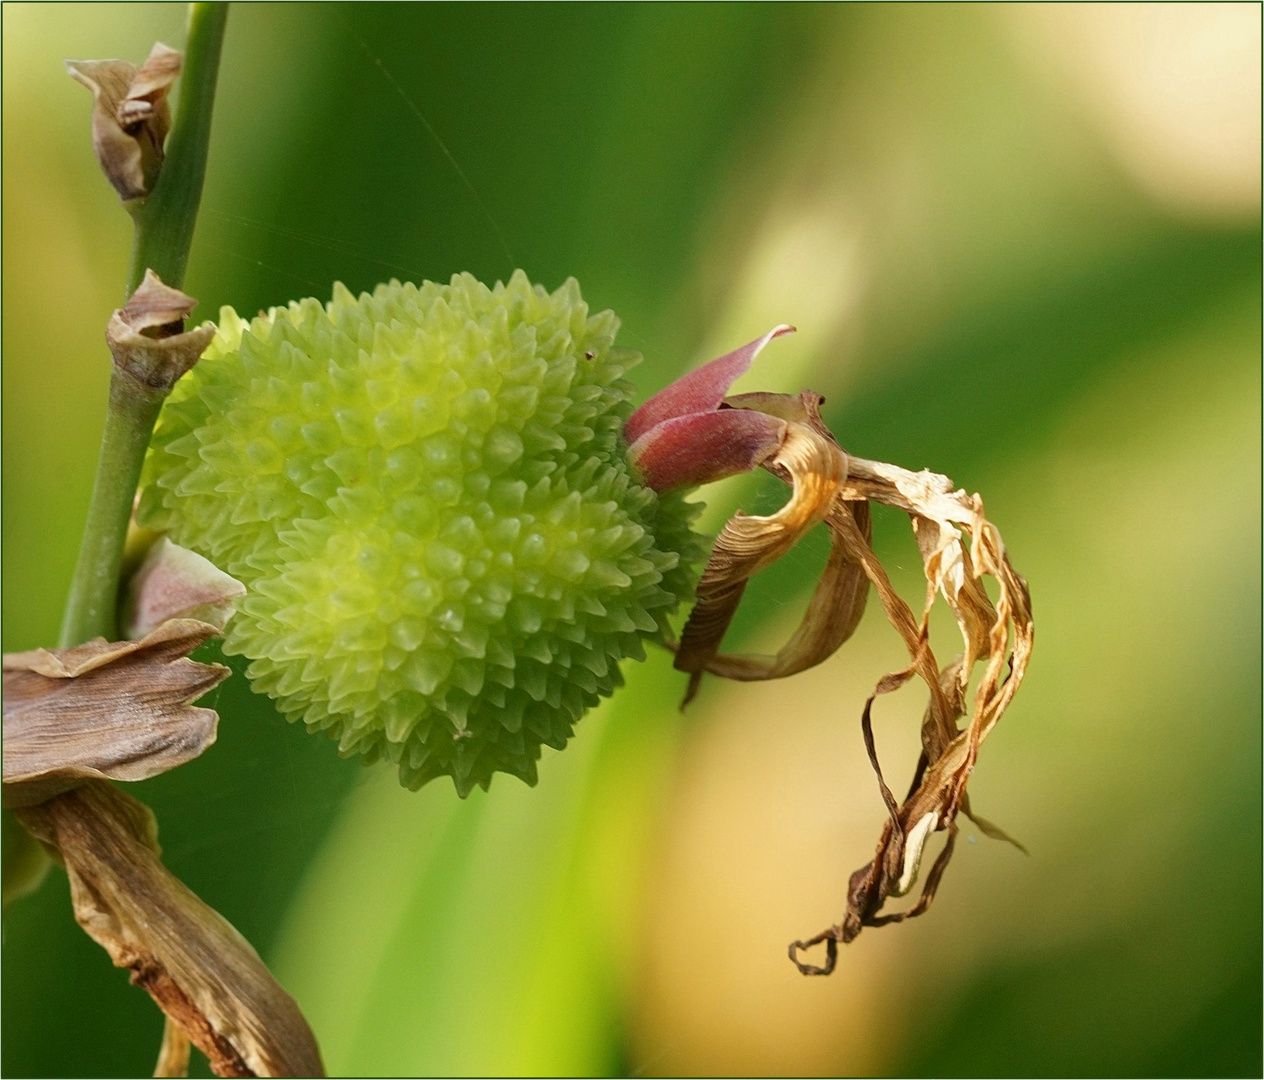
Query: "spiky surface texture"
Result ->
[[140, 273, 703, 795]]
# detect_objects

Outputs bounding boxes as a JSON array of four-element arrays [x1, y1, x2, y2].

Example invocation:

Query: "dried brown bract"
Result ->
[[66, 43, 181, 202], [628, 329, 1034, 973], [107, 270, 216, 390], [17, 781, 325, 1077], [2, 619, 228, 808], [106, 270, 217, 392]]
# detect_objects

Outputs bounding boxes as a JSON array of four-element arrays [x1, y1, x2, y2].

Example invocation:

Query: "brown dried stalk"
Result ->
[[628, 329, 1034, 972]]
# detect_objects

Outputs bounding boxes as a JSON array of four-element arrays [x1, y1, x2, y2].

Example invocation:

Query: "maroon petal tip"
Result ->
[[625, 324, 795, 445]]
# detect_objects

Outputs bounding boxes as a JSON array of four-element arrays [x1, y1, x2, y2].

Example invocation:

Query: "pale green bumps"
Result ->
[[139, 272, 703, 795]]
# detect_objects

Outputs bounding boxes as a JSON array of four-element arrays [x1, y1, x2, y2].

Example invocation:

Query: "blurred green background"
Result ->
[[3, 3, 1260, 1076]]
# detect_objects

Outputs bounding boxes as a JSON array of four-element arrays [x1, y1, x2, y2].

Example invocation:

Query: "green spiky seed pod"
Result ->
[[139, 272, 704, 795]]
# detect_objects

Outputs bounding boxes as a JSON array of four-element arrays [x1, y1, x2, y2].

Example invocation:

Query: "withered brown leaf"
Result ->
[[17, 781, 325, 1077]]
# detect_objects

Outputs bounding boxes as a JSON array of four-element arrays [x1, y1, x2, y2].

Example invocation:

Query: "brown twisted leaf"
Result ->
[[18, 781, 325, 1077]]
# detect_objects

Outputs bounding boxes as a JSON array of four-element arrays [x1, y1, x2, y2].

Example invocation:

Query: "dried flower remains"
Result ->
[[108, 269, 217, 391], [17, 781, 325, 1077], [628, 328, 1034, 972], [2, 619, 228, 808], [66, 42, 181, 202]]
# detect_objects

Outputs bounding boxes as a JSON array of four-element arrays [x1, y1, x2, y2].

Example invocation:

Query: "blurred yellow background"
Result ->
[[4, 4, 1260, 1076]]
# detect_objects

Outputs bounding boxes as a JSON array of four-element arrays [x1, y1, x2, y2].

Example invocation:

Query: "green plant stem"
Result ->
[[128, 2, 228, 294], [59, 2, 228, 647], [59, 378, 167, 646]]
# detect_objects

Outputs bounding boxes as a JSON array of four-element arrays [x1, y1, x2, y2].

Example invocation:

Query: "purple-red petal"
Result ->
[[628, 408, 786, 492], [624, 324, 795, 445]]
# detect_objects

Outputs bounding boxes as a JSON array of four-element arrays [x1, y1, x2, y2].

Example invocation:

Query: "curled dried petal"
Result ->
[[789, 458, 1033, 969], [155, 1018, 192, 1078], [675, 413, 848, 703], [685, 391, 872, 687], [629, 326, 1034, 969], [703, 497, 871, 683]]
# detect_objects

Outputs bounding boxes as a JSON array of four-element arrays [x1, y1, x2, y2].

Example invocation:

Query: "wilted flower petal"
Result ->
[[625, 331, 875, 702], [674, 404, 849, 703], [66, 43, 181, 201], [682, 391, 872, 690], [787, 456, 1034, 973], [626, 328, 1034, 971], [703, 495, 872, 684], [155, 1017, 192, 1078]]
